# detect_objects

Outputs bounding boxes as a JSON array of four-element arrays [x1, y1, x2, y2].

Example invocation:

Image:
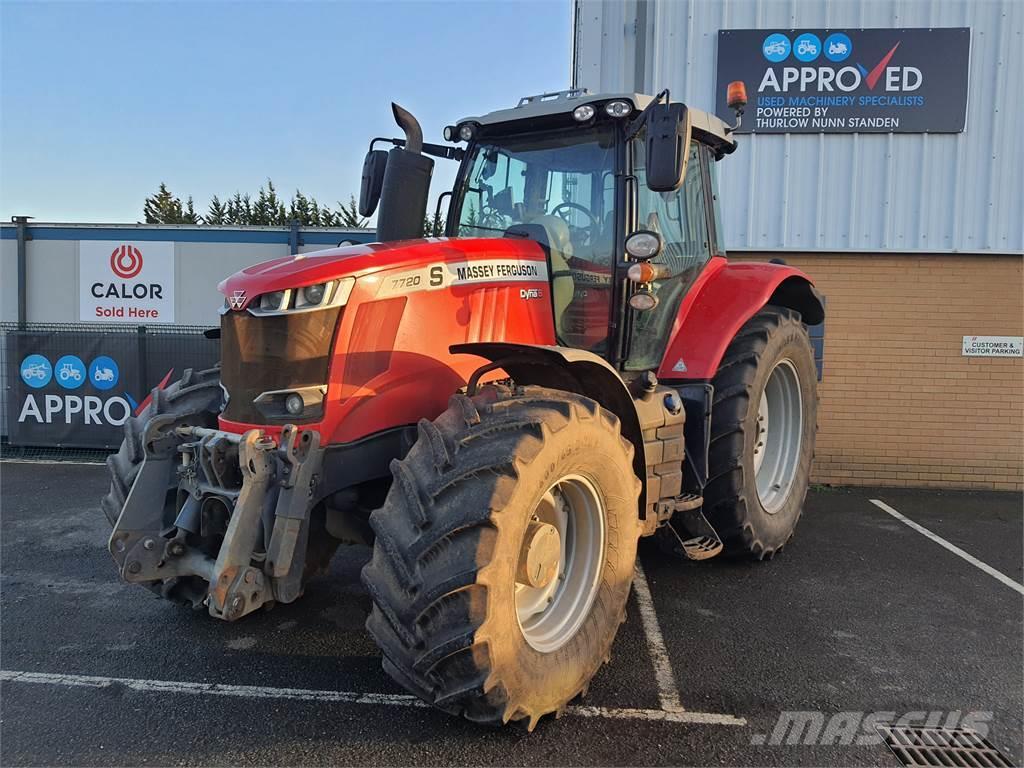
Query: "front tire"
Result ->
[[703, 306, 817, 558], [101, 367, 224, 606], [101, 367, 223, 528], [361, 386, 641, 729]]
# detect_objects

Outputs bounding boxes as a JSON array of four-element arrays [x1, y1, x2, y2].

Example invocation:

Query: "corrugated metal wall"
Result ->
[[0, 224, 374, 325], [573, 0, 1023, 254]]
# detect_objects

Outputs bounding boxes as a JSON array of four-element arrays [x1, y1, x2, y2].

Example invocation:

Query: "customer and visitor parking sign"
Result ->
[[961, 336, 1023, 358], [715, 27, 971, 133]]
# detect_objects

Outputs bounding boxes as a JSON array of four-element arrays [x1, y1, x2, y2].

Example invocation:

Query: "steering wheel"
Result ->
[[552, 201, 597, 228], [552, 202, 598, 248]]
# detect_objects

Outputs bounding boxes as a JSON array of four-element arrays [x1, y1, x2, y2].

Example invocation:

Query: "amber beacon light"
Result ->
[[725, 80, 747, 133], [726, 80, 748, 110]]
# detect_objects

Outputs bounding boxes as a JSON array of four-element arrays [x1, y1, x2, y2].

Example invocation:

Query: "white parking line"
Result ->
[[0, 670, 747, 726], [869, 498, 1024, 596], [0, 458, 105, 466], [632, 561, 684, 712]]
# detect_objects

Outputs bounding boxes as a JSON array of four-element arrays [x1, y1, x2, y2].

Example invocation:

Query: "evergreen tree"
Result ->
[[225, 193, 241, 224], [207, 195, 227, 225], [251, 180, 273, 225], [424, 211, 445, 237], [182, 196, 201, 224], [143, 183, 184, 223], [337, 195, 367, 228], [239, 194, 253, 224], [320, 207, 339, 227], [143, 184, 374, 229], [247, 179, 287, 225], [289, 189, 312, 225], [461, 202, 479, 233]]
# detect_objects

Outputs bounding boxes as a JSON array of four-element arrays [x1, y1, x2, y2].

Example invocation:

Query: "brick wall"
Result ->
[[743, 253, 1023, 491]]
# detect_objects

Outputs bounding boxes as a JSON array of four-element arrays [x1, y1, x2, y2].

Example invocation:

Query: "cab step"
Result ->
[[656, 505, 724, 561], [678, 535, 723, 560], [671, 493, 704, 512]]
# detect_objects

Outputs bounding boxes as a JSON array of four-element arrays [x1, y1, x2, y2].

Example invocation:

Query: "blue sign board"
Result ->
[[716, 27, 971, 133]]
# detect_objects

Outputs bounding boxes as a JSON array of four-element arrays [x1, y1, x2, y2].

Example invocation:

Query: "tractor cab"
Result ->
[[361, 88, 744, 372]]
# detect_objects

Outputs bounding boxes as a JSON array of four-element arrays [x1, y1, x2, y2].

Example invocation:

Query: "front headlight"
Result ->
[[248, 277, 355, 316], [260, 291, 287, 312], [572, 104, 596, 122], [604, 99, 632, 118], [298, 282, 327, 307], [625, 230, 663, 260]]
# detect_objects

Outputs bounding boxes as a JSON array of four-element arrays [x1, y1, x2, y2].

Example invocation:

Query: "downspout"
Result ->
[[633, 0, 649, 94], [12, 215, 33, 328]]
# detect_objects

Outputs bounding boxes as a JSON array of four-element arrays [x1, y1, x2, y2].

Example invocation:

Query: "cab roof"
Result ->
[[456, 88, 737, 157]]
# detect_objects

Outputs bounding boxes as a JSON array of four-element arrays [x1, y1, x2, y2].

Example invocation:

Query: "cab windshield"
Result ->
[[453, 124, 618, 352], [455, 124, 616, 245]]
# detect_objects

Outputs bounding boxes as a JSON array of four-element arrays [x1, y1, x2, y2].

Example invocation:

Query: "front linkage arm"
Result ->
[[108, 418, 323, 620]]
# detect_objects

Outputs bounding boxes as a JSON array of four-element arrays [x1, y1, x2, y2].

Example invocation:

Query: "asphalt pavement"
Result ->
[[1, 461, 1021, 766]]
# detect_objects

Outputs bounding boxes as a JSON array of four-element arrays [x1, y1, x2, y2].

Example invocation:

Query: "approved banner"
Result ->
[[5, 328, 218, 449], [716, 28, 971, 133]]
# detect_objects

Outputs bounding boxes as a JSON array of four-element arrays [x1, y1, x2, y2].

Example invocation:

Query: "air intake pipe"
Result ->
[[375, 103, 434, 242]]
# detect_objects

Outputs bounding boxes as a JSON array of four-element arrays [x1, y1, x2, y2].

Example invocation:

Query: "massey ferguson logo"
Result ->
[[110, 245, 144, 279], [229, 290, 247, 310]]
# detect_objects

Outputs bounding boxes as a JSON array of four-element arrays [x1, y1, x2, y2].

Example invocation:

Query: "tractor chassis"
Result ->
[[108, 418, 322, 620]]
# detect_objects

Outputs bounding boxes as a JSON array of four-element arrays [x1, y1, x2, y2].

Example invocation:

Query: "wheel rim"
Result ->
[[515, 474, 605, 653], [752, 359, 803, 514]]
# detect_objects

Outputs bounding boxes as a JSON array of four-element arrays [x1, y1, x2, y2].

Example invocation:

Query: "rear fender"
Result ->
[[450, 342, 650, 516], [657, 258, 825, 380]]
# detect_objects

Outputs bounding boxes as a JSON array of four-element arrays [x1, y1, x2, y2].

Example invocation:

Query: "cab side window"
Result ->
[[626, 140, 713, 370]]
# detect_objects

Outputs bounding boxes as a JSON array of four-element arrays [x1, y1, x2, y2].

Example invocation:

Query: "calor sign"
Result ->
[[79, 240, 175, 322]]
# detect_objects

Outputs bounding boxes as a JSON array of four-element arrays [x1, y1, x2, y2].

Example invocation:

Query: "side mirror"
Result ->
[[359, 149, 388, 217], [644, 103, 691, 192]]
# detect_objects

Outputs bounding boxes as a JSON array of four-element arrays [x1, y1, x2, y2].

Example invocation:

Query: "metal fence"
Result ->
[[2, 322, 219, 450]]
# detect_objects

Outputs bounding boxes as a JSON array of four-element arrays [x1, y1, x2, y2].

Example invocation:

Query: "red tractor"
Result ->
[[103, 85, 824, 728]]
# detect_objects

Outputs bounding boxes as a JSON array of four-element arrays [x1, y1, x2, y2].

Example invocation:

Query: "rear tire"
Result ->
[[361, 385, 640, 729], [703, 306, 817, 559]]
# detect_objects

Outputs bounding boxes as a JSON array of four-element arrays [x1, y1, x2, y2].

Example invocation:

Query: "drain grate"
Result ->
[[878, 725, 1016, 768]]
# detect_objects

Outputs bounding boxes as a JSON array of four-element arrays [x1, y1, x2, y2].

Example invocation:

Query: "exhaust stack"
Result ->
[[375, 102, 434, 242]]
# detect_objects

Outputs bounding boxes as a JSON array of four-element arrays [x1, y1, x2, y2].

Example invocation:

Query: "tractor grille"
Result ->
[[877, 725, 1015, 768], [219, 307, 341, 424]]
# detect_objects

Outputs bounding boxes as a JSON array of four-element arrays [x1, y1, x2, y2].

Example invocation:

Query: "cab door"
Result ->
[[624, 139, 718, 370]]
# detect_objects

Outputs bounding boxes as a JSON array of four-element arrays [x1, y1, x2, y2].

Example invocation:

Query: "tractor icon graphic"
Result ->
[[93, 367, 115, 383], [828, 40, 848, 55], [58, 362, 83, 382], [797, 39, 818, 56], [23, 362, 48, 381], [764, 40, 787, 56]]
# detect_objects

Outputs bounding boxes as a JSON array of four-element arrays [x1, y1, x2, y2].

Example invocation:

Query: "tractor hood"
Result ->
[[218, 237, 547, 313]]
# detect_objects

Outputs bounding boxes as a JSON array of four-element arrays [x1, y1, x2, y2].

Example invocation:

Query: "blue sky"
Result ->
[[0, 1, 571, 223]]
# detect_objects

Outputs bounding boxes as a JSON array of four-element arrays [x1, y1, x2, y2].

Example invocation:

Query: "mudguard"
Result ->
[[450, 342, 649, 514], [657, 257, 824, 380]]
